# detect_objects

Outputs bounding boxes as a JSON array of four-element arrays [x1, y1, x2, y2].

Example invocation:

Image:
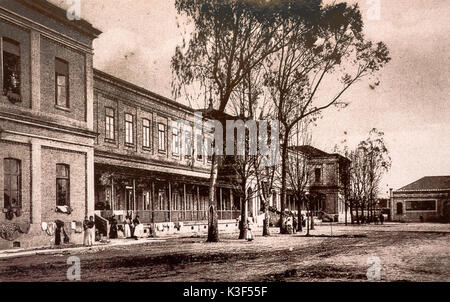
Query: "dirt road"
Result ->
[[0, 223, 449, 282]]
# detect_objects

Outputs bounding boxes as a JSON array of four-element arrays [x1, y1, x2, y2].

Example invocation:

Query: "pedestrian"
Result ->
[[285, 215, 293, 234], [379, 213, 385, 225], [109, 214, 118, 239], [124, 215, 132, 238], [246, 217, 254, 241], [83, 216, 90, 245], [88, 216, 95, 246], [292, 215, 298, 234], [83, 216, 95, 246], [133, 215, 144, 239]]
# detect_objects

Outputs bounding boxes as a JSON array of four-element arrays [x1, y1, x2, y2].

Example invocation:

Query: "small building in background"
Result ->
[[391, 176, 450, 223]]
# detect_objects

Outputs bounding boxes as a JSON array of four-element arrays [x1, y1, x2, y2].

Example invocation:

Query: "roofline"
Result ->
[[397, 176, 450, 192], [394, 188, 450, 193], [93, 69, 194, 114], [289, 145, 350, 162], [16, 0, 102, 38]]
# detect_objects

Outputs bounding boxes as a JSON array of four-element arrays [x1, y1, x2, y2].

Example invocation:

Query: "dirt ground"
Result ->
[[0, 223, 449, 282]]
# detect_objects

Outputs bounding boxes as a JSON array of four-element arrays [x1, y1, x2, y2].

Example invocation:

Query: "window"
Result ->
[[55, 58, 69, 108], [125, 113, 134, 145], [143, 119, 151, 148], [56, 164, 70, 206], [315, 168, 322, 183], [406, 200, 436, 212], [158, 123, 166, 152], [196, 131, 203, 161], [172, 127, 180, 156], [105, 107, 115, 140], [3, 159, 21, 209], [184, 129, 193, 159], [2, 38, 21, 103], [206, 135, 214, 163]]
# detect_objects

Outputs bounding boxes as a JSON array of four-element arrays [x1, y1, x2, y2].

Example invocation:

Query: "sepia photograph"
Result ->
[[0, 0, 448, 292]]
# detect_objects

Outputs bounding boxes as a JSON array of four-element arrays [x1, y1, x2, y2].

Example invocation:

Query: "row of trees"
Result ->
[[337, 129, 392, 225], [171, 0, 391, 241]]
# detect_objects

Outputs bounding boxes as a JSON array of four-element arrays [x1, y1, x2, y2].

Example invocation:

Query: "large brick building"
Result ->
[[0, 0, 350, 249], [0, 0, 100, 249]]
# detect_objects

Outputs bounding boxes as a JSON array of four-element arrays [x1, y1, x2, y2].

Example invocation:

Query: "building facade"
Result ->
[[391, 176, 450, 223], [286, 146, 351, 222], [92, 71, 240, 236], [0, 0, 351, 249], [0, 0, 100, 249]]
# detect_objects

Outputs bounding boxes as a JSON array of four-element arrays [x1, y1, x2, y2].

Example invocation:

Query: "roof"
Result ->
[[397, 176, 450, 192], [289, 145, 330, 157]]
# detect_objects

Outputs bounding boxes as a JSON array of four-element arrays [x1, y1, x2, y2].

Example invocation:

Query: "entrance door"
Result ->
[[396, 202, 403, 215], [126, 188, 134, 211]]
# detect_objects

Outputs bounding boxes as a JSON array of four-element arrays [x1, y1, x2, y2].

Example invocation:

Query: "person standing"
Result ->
[[87, 216, 95, 246], [246, 217, 254, 242], [83, 216, 93, 246], [133, 215, 144, 239], [109, 215, 118, 239], [124, 215, 132, 238]]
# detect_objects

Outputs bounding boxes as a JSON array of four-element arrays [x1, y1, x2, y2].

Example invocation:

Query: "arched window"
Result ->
[[4, 158, 21, 209], [56, 164, 70, 206]]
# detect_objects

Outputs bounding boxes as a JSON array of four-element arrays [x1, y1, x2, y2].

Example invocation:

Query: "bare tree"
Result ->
[[343, 129, 391, 224], [263, 2, 391, 233]]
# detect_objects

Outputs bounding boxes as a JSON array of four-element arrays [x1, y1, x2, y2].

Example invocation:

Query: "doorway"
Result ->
[[396, 202, 403, 215], [126, 188, 134, 211]]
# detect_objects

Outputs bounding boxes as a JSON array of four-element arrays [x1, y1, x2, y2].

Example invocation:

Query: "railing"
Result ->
[[99, 210, 241, 224], [107, 210, 241, 224]]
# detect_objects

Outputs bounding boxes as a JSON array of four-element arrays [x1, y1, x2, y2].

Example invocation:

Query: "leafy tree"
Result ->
[[172, 0, 310, 242]]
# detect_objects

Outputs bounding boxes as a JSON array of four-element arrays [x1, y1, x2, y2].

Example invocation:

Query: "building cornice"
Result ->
[[0, 111, 98, 139], [15, 0, 102, 38], [94, 69, 194, 115], [0, 5, 97, 54]]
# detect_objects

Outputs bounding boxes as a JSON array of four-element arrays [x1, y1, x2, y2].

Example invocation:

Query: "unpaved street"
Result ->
[[0, 223, 449, 282]]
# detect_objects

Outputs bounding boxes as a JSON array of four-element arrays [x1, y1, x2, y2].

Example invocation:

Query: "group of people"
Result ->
[[109, 213, 145, 240]]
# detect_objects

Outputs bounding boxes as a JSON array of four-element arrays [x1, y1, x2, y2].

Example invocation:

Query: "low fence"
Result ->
[[101, 210, 241, 224]]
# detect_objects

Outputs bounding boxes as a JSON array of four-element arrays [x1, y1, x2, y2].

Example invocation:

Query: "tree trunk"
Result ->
[[297, 196, 302, 232], [262, 203, 270, 236], [344, 201, 348, 226], [355, 202, 360, 224], [279, 132, 289, 234], [349, 200, 354, 224], [239, 189, 248, 239], [207, 153, 219, 242]]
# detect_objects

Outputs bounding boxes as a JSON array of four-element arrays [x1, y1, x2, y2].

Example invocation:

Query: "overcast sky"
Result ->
[[50, 0, 450, 195]]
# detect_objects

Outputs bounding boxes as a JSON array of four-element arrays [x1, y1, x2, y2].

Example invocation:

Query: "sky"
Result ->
[[50, 0, 450, 195]]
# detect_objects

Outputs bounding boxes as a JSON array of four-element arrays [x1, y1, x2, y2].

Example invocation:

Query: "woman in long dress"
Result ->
[[246, 217, 254, 241], [124, 216, 132, 238], [109, 215, 118, 239], [133, 215, 144, 238]]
